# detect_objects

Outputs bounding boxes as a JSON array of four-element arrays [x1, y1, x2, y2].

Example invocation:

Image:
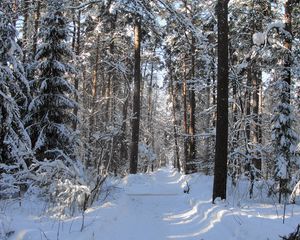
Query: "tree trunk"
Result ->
[[120, 96, 129, 164], [22, 0, 29, 63], [129, 16, 142, 174], [32, 0, 41, 60], [204, 75, 211, 175], [73, 10, 81, 130], [212, 0, 229, 203], [283, 0, 292, 88], [188, 36, 197, 173], [252, 69, 262, 171], [182, 60, 188, 175], [277, 0, 293, 203], [88, 34, 100, 168], [147, 47, 155, 148], [170, 61, 180, 172]]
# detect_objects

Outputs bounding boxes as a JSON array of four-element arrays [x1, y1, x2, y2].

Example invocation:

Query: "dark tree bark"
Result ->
[[32, 0, 41, 59], [187, 36, 197, 173], [146, 49, 155, 157], [283, 0, 292, 88], [129, 16, 142, 174], [22, 0, 29, 63], [169, 59, 180, 172], [73, 10, 81, 130], [87, 34, 100, 168], [212, 0, 229, 203], [182, 60, 188, 174], [120, 96, 129, 164], [252, 69, 262, 171]]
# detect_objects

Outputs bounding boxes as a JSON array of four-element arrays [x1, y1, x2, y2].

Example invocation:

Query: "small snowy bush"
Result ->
[[49, 178, 91, 217], [30, 152, 106, 218], [0, 214, 13, 240]]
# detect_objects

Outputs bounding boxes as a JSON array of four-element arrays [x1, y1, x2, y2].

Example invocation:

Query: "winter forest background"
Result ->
[[1, 0, 300, 239]]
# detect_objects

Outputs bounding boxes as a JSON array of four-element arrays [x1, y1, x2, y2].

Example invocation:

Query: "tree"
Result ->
[[129, 15, 142, 174], [271, 0, 299, 203], [0, 4, 31, 194], [27, 0, 78, 162], [212, 0, 229, 203], [228, 0, 272, 195]]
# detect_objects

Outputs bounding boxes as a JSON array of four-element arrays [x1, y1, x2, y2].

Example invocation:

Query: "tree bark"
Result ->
[[169, 59, 180, 172], [32, 0, 41, 59], [129, 16, 142, 174], [188, 36, 197, 173], [212, 0, 229, 203], [120, 96, 129, 164], [252, 69, 262, 171], [22, 0, 29, 63], [182, 60, 188, 175], [87, 34, 100, 168], [73, 10, 81, 130], [283, 0, 292, 88]]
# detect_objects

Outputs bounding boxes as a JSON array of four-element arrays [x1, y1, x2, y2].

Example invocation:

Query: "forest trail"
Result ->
[[100, 167, 196, 240], [9, 166, 300, 240]]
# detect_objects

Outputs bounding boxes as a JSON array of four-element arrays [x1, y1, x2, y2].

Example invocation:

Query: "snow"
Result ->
[[2, 166, 300, 240], [253, 32, 265, 46]]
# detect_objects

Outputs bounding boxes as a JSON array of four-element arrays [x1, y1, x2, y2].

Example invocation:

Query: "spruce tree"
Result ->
[[271, 80, 298, 203], [271, 0, 299, 203], [27, 0, 78, 162], [0, 4, 31, 194]]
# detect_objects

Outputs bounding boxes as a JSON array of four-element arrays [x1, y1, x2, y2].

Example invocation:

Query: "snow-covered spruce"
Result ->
[[26, 0, 78, 162], [0, 4, 32, 197], [25, 0, 93, 216], [271, 80, 299, 202]]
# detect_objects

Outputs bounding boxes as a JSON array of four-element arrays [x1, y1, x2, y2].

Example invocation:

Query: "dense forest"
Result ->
[[1, 0, 300, 225]]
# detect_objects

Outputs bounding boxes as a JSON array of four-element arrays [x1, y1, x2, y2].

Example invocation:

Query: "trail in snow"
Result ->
[[99, 167, 192, 240], [5, 166, 300, 240]]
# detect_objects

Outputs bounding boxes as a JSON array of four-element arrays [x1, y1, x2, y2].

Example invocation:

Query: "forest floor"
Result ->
[[2, 166, 300, 240]]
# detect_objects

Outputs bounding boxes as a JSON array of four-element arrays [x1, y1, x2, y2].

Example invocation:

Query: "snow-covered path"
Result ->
[[5, 166, 300, 240], [98, 167, 193, 240]]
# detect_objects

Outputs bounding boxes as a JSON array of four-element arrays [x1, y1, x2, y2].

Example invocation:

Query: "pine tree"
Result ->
[[27, 0, 78, 162], [212, 0, 230, 203], [0, 4, 31, 195]]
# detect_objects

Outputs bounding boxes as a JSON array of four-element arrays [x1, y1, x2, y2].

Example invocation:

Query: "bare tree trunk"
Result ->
[[11, 0, 18, 27], [182, 60, 188, 175], [245, 67, 256, 198], [120, 96, 129, 164], [129, 16, 142, 174], [169, 63, 180, 172], [73, 10, 81, 130], [245, 68, 251, 149], [204, 75, 211, 175], [231, 77, 239, 186], [212, 0, 229, 203], [72, 9, 76, 51], [88, 34, 100, 168], [283, 0, 292, 88], [188, 36, 197, 173], [22, 0, 29, 63], [212, 58, 217, 129], [147, 49, 155, 148], [252, 69, 262, 171]]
